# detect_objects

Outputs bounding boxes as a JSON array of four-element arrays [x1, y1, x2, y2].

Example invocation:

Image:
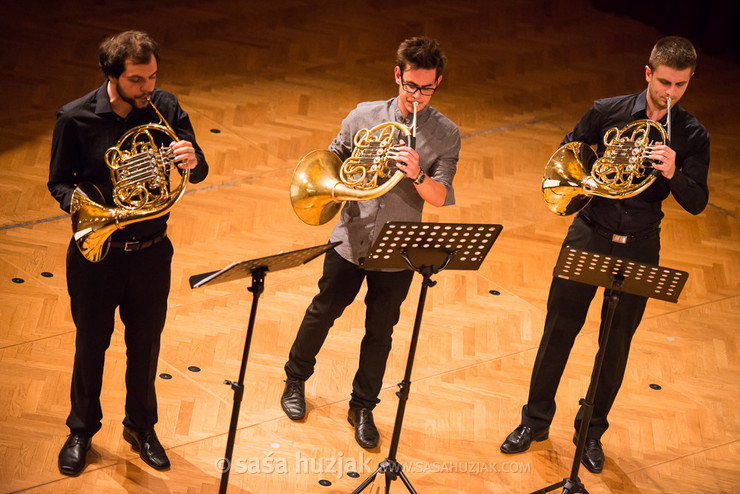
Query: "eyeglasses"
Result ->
[[400, 75, 437, 96]]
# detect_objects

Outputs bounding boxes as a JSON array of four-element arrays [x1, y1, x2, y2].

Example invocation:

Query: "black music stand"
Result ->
[[352, 222, 503, 494], [189, 241, 341, 494], [532, 246, 688, 494]]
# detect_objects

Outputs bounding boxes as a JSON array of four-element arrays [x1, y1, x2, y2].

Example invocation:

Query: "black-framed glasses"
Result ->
[[400, 75, 437, 96]]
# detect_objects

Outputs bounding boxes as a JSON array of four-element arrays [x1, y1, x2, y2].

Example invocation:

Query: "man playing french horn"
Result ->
[[48, 30, 208, 476], [281, 37, 461, 450], [501, 36, 709, 474]]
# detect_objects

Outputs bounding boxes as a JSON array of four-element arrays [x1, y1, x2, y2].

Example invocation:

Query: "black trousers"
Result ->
[[522, 215, 660, 439], [285, 248, 414, 410], [65, 237, 173, 436]]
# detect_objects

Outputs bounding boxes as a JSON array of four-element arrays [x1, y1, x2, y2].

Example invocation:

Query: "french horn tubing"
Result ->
[[70, 96, 190, 262], [541, 98, 670, 216], [290, 102, 418, 226]]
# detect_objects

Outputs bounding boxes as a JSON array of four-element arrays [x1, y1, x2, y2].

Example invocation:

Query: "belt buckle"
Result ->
[[123, 241, 139, 251], [611, 234, 628, 244]]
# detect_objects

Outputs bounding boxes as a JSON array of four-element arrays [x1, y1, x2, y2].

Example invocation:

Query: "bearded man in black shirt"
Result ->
[[49, 30, 208, 476], [500, 36, 709, 474]]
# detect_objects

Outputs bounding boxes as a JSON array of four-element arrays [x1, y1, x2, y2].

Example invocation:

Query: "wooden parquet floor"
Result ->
[[1, 0, 738, 492]]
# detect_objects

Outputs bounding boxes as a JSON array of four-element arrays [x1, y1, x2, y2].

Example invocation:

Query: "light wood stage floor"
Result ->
[[1, 1, 738, 492]]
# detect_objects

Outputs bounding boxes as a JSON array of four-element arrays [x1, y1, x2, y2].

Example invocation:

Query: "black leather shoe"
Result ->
[[500, 424, 549, 454], [123, 426, 170, 470], [347, 407, 379, 449], [58, 432, 91, 476], [280, 378, 306, 420], [573, 435, 604, 473]]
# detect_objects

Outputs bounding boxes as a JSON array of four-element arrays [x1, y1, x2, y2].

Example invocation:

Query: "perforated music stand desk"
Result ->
[[532, 246, 688, 494], [554, 246, 688, 302], [189, 241, 340, 494], [361, 222, 502, 271], [354, 222, 503, 494]]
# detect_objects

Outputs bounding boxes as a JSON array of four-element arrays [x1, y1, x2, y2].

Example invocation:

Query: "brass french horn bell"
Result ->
[[290, 120, 413, 226]]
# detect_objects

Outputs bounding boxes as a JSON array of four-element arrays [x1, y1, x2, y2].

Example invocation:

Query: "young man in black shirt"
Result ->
[[500, 36, 709, 474], [49, 30, 208, 476]]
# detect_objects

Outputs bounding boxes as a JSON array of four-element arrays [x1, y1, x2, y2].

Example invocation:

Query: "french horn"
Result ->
[[70, 96, 189, 262], [290, 103, 418, 226], [542, 97, 671, 216]]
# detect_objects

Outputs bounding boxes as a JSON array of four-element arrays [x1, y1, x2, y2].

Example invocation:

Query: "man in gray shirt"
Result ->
[[281, 37, 461, 449]]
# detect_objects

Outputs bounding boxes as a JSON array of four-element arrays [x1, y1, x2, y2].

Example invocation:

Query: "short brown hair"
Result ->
[[648, 36, 697, 73], [396, 37, 447, 79], [99, 30, 159, 78]]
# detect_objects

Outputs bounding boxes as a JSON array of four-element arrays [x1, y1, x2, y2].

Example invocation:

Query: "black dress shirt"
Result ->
[[563, 89, 709, 233], [48, 82, 208, 242]]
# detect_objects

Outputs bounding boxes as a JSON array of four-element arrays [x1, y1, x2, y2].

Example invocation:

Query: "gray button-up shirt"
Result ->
[[328, 97, 461, 266]]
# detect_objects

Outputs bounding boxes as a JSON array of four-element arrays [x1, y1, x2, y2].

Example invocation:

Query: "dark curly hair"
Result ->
[[99, 30, 159, 79]]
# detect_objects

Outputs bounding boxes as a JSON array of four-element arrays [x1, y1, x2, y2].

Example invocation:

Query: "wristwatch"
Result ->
[[413, 169, 426, 185]]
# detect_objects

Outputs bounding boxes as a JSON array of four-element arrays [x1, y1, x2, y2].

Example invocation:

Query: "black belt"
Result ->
[[110, 230, 167, 251], [579, 215, 659, 244]]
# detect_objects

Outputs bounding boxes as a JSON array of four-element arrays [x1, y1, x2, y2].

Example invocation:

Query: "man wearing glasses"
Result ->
[[280, 37, 461, 449]]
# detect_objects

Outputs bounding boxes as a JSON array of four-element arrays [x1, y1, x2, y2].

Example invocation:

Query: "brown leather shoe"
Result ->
[[347, 407, 379, 449], [58, 432, 91, 476], [500, 424, 549, 454], [280, 378, 306, 420], [123, 426, 170, 470]]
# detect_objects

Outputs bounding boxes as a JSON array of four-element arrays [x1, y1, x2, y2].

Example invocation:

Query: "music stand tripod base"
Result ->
[[354, 222, 502, 493]]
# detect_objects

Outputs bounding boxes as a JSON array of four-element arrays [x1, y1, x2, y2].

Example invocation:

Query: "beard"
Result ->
[[115, 83, 150, 109]]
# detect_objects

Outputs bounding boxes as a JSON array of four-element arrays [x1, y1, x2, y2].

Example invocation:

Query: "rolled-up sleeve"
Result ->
[[427, 124, 460, 206]]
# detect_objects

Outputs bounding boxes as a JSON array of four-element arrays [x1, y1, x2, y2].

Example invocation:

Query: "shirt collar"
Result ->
[[633, 88, 673, 124], [631, 89, 648, 119], [94, 81, 115, 115]]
